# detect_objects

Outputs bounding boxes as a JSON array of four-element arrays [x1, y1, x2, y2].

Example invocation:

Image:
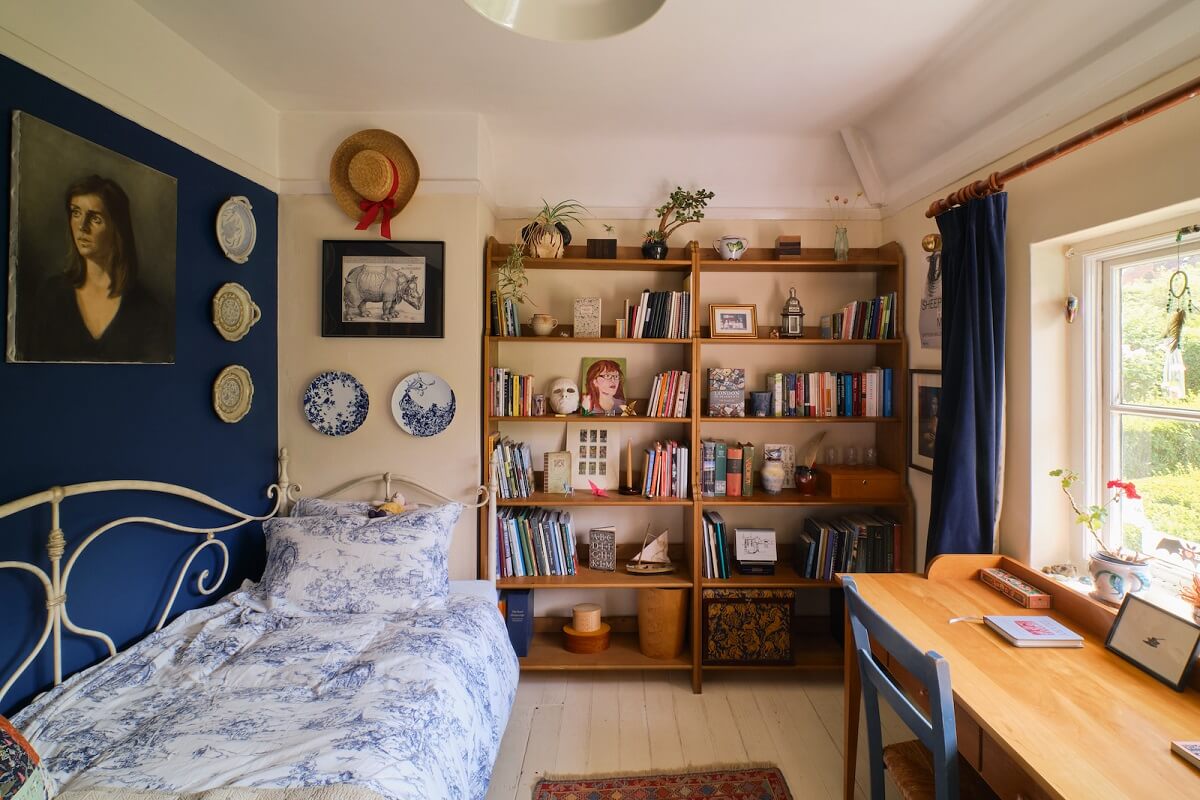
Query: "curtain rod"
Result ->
[[925, 74, 1200, 218]]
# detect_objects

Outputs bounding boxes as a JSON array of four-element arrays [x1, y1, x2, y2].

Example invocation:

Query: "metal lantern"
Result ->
[[781, 287, 805, 338]]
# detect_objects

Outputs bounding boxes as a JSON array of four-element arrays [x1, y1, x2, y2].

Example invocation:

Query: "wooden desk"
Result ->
[[840, 555, 1200, 800]]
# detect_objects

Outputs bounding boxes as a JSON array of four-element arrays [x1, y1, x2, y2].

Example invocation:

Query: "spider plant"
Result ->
[[522, 199, 589, 257]]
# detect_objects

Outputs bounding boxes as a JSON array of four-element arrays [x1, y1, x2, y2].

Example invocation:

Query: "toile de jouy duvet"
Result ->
[[12, 589, 518, 800]]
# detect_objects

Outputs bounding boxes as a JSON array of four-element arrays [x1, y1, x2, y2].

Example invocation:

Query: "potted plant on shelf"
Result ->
[[521, 199, 588, 259], [1181, 573, 1200, 622], [1050, 468, 1151, 605], [643, 186, 715, 260]]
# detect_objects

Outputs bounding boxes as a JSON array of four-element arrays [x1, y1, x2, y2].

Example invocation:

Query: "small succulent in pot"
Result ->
[[521, 199, 588, 258]]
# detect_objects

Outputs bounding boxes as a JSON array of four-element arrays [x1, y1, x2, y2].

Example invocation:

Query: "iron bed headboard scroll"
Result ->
[[0, 449, 300, 707]]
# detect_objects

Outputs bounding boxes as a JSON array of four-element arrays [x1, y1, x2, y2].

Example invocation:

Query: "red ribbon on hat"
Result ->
[[354, 157, 399, 239]]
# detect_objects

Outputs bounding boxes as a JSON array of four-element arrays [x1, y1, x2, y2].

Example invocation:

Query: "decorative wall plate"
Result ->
[[304, 371, 369, 436], [213, 365, 253, 423], [392, 371, 455, 437], [211, 282, 261, 341], [216, 196, 256, 264]]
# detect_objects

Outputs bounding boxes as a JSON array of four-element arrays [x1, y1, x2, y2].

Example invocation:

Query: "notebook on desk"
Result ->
[[985, 615, 1084, 647]]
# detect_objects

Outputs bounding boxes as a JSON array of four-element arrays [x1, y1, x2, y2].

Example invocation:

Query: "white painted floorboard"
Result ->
[[486, 672, 904, 800]]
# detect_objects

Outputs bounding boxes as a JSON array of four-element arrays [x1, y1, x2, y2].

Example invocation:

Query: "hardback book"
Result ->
[[573, 297, 601, 337], [1171, 741, 1200, 772], [503, 589, 534, 657], [726, 445, 743, 498], [740, 442, 755, 497], [707, 368, 746, 417], [984, 615, 1083, 648], [713, 441, 728, 496], [543, 451, 572, 494], [588, 526, 616, 571]]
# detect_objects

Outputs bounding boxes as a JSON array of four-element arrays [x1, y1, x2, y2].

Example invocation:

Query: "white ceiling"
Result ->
[[136, 0, 1200, 212]]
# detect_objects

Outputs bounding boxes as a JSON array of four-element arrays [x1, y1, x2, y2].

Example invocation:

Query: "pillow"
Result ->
[[0, 715, 54, 800], [257, 503, 463, 615], [289, 497, 375, 517]]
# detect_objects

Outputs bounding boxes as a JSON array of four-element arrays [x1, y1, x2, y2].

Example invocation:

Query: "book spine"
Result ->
[[726, 446, 743, 498], [741, 443, 754, 497], [714, 442, 727, 496]]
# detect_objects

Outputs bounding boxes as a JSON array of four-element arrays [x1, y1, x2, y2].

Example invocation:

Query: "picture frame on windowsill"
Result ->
[[1106, 593, 1200, 692]]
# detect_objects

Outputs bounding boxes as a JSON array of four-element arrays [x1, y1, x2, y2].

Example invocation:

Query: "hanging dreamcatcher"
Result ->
[[1162, 225, 1200, 398]]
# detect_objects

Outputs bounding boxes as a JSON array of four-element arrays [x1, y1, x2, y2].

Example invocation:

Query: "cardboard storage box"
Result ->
[[814, 465, 901, 500], [701, 588, 794, 665]]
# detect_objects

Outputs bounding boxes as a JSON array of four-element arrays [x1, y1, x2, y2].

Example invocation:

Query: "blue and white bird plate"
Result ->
[[392, 371, 455, 437], [304, 371, 369, 436]]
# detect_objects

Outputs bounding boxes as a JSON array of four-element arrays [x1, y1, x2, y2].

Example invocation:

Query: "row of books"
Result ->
[[491, 436, 534, 499], [496, 507, 578, 578], [797, 514, 902, 579], [763, 368, 893, 418], [488, 368, 536, 417], [819, 292, 897, 340], [700, 510, 731, 578], [699, 440, 756, 497], [622, 290, 691, 338], [646, 370, 691, 417], [489, 291, 523, 337], [642, 440, 690, 498]]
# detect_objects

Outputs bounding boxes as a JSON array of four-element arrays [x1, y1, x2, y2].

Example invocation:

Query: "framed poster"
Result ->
[[7, 111, 177, 364], [321, 240, 444, 338], [909, 369, 941, 474], [565, 420, 620, 491], [1106, 594, 1200, 691]]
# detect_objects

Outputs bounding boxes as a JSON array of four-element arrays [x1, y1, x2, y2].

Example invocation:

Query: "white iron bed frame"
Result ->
[[0, 447, 496, 708]]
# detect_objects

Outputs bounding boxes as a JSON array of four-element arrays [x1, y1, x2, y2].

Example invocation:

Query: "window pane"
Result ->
[[1118, 251, 1200, 410], [1117, 414, 1200, 553]]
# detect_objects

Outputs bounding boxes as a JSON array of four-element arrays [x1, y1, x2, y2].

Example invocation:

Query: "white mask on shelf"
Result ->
[[548, 378, 580, 414]]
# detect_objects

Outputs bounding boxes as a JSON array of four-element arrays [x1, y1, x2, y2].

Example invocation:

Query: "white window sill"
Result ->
[[1053, 567, 1199, 623]]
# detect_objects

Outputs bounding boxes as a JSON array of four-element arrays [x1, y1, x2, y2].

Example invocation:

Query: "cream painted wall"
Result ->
[[0, 0, 278, 187], [278, 193, 491, 579], [882, 59, 1200, 570]]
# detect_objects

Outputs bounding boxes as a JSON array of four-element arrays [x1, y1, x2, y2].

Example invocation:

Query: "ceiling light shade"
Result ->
[[464, 0, 667, 41]]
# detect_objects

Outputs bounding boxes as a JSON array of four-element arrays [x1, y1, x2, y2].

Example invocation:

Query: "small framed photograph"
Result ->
[[734, 528, 778, 562], [322, 240, 444, 338], [909, 369, 941, 474], [709, 304, 758, 338], [1105, 594, 1200, 691]]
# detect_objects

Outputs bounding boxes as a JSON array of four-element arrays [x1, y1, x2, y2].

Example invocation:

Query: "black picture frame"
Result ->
[[1105, 593, 1200, 692], [909, 369, 941, 474], [321, 240, 444, 338]]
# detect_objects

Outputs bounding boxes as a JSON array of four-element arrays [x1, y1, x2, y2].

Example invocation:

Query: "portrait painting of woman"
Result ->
[[7, 112, 176, 364], [579, 357, 627, 416]]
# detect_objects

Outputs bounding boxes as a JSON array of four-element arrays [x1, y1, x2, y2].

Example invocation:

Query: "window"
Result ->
[[1091, 234, 1200, 572]]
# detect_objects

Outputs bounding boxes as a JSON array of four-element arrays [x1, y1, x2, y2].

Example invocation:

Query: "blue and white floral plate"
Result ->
[[304, 371, 369, 436], [392, 372, 455, 437]]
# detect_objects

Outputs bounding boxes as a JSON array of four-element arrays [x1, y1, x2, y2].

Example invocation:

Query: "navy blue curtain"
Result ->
[[925, 194, 1006, 564]]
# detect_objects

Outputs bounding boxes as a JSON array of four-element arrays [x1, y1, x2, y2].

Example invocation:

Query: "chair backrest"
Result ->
[[843, 576, 959, 800]]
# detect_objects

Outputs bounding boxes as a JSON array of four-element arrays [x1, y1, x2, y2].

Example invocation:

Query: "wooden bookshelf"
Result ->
[[480, 237, 915, 691]]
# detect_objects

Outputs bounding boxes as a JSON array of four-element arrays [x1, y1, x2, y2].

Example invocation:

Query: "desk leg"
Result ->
[[843, 605, 860, 800]]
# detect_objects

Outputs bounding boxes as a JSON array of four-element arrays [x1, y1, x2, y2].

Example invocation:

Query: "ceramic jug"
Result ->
[[714, 236, 748, 260], [530, 314, 559, 336]]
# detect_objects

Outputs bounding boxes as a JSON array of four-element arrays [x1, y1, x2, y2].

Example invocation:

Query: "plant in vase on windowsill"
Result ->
[[643, 186, 715, 260], [1050, 468, 1151, 605]]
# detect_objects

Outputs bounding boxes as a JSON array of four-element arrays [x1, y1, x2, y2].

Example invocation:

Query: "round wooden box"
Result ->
[[563, 622, 611, 654]]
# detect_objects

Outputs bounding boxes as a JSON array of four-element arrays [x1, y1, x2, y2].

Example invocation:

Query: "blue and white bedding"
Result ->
[[12, 587, 518, 800]]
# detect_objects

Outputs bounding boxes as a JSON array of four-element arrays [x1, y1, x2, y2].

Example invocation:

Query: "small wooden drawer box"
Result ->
[[701, 588, 794, 665], [814, 465, 901, 500]]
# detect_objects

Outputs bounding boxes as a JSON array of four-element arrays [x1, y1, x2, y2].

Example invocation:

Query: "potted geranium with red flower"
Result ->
[[1050, 469, 1151, 605]]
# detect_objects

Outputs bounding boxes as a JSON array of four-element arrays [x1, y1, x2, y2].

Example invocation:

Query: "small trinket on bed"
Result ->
[[369, 492, 407, 517]]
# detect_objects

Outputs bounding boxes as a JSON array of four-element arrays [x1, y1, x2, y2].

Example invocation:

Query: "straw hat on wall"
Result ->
[[329, 129, 419, 238]]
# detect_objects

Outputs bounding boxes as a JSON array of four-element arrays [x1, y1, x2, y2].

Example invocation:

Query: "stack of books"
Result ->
[[641, 440, 690, 498], [646, 370, 690, 417], [622, 290, 691, 338], [763, 369, 893, 417], [489, 291, 522, 337], [488, 367, 536, 417], [796, 514, 902, 579], [496, 507, 578, 578], [701, 510, 730, 578], [700, 440, 755, 497], [775, 235, 802, 259], [490, 436, 534, 499], [818, 292, 897, 340]]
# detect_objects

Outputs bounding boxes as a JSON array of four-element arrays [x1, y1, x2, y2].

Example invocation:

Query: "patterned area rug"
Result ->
[[532, 765, 793, 799]]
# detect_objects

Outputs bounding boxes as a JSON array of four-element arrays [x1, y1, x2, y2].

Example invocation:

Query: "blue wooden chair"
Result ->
[[843, 576, 994, 800]]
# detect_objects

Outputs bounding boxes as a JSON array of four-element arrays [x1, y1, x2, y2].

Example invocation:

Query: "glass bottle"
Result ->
[[833, 225, 850, 261]]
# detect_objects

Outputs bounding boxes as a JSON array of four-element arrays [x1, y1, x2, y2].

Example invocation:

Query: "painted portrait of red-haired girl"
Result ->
[[580, 357, 627, 416]]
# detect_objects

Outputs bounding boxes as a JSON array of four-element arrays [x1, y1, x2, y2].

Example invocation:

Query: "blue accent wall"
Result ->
[[0, 55, 278, 716]]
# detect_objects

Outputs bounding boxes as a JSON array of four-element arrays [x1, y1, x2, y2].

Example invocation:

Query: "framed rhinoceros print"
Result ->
[[321, 240, 444, 338]]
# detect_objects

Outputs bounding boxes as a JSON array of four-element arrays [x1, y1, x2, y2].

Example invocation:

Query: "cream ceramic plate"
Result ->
[[212, 282, 261, 341], [216, 196, 256, 264], [213, 365, 253, 423]]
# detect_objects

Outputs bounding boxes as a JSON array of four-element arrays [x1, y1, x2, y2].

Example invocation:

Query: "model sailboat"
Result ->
[[626, 525, 674, 575]]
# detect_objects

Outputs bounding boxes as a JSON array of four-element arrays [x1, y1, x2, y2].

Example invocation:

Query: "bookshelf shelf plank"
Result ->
[[700, 488, 906, 507], [491, 336, 692, 345], [698, 416, 900, 424], [702, 563, 838, 589], [499, 559, 692, 589], [497, 490, 692, 507], [699, 326, 901, 345], [700, 247, 898, 272], [490, 415, 691, 424], [519, 631, 692, 671], [489, 244, 692, 271]]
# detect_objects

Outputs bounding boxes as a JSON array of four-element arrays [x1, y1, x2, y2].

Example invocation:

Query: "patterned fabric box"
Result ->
[[701, 588, 795, 665]]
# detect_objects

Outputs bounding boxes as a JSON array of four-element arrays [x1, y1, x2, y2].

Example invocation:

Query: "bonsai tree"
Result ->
[[644, 186, 715, 243]]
